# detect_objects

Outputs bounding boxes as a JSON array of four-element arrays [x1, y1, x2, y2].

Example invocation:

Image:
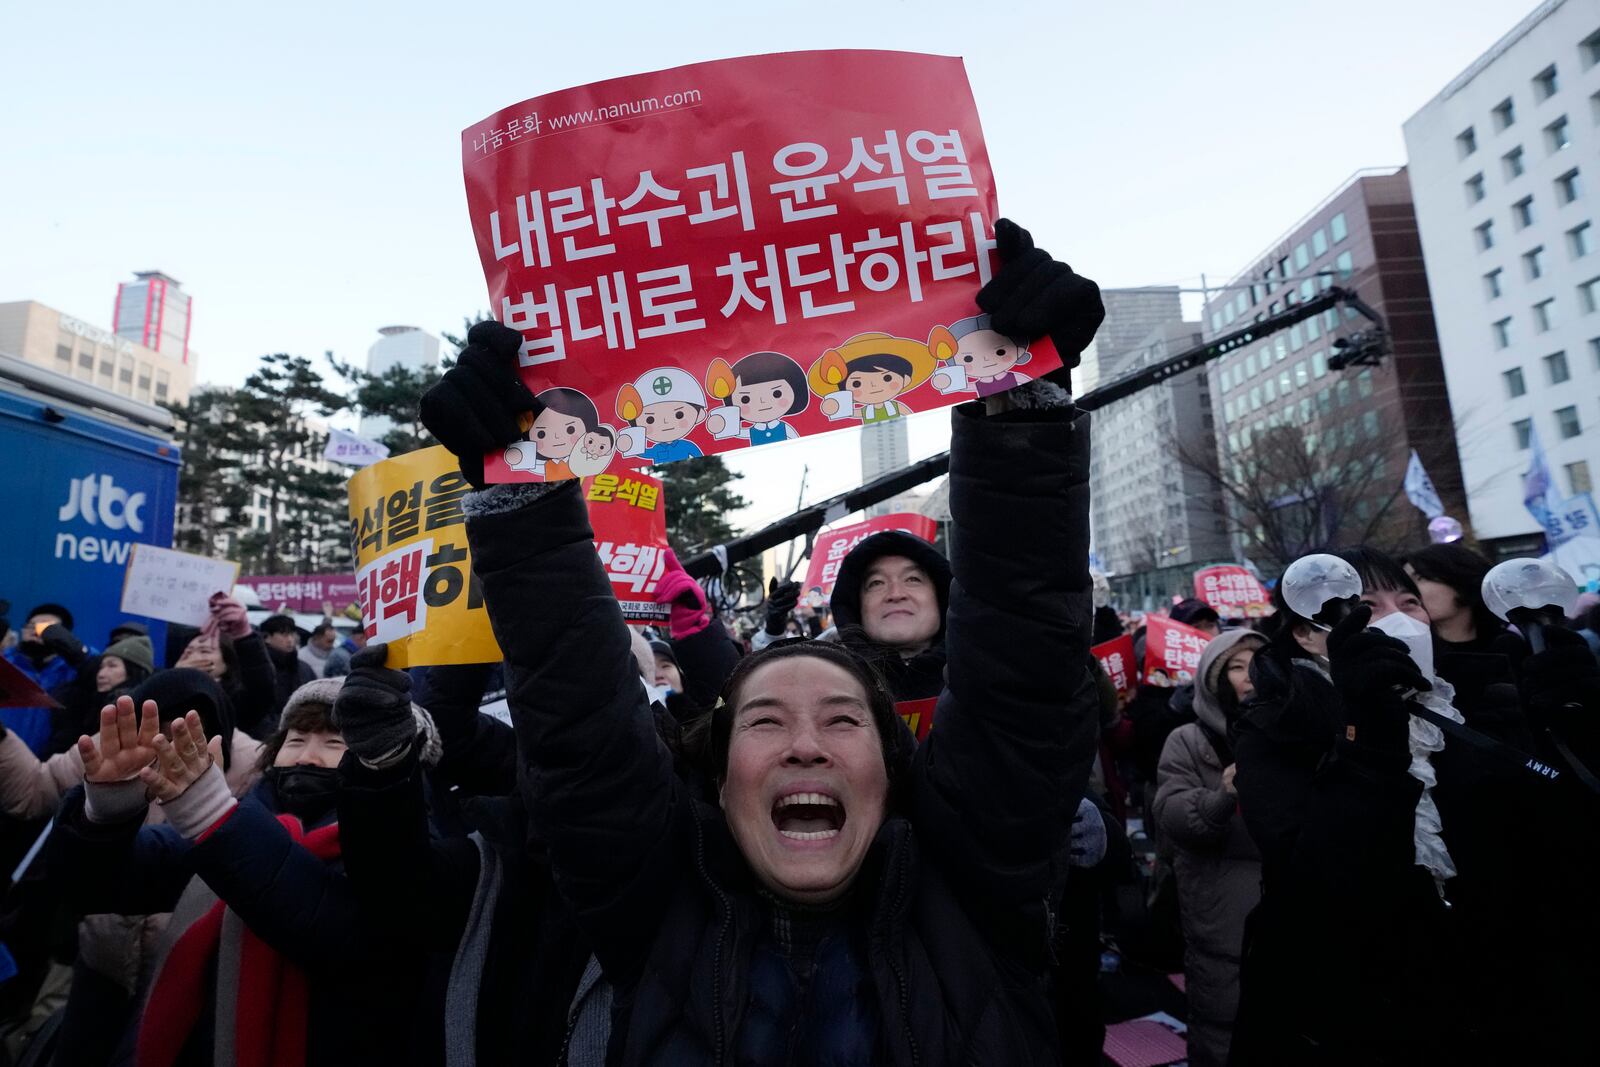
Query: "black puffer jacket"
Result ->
[[467, 400, 1096, 1066], [828, 530, 952, 702]]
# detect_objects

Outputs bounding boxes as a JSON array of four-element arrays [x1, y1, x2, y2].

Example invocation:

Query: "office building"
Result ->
[[113, 271, 193, 364], [0, 299, 195, 407], [1201, 169, 1466, 566], [1403, 0, 1600, 555], [361, 325, 442, 440]]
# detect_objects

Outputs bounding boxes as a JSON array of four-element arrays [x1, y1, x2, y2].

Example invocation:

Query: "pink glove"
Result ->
[[654, 549, 709, 640], [202, 592, 252, 641]]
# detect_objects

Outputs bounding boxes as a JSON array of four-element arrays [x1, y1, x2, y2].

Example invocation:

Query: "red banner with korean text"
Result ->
[[1091, 635, 1136, 705], [1142, 616, 1213, 688], [896, 697, 936, 743], [237, 575, 361, 615], [802, 512, 939, 598], [1193, 564, 1269, 620], [463, 49, 1059, 484], [583, 472, 672, 625], [346, 448, 675, 666]]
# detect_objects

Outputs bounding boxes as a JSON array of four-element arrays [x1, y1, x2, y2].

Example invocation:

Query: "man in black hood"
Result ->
[[128, 667, 237, 774], [827, 530, 953, 701]]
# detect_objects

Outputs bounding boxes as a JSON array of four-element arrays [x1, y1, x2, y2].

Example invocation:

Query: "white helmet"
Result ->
[[631, 367, 706, 409]]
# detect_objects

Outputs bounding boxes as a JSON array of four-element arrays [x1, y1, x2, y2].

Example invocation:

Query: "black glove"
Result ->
[[977, 219, 1105, 391], [1516, 623, 1600, 733], [332, 643, 417, 763], [40, 623, 87, 667], [765, 580, 801, 637], [418, 321, 538, 488], [1327, 605, 1429, 757]]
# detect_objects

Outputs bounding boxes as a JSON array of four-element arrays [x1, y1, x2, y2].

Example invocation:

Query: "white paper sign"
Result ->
[[120, 545, 241, 626], [324, 427, 391, 468]]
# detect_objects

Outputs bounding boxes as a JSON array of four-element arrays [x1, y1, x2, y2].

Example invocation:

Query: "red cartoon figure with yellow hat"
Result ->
[[807, 331, 938, 426]]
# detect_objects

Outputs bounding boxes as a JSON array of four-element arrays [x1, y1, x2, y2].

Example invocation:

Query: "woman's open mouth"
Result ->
[[771, 791, 845, 841]]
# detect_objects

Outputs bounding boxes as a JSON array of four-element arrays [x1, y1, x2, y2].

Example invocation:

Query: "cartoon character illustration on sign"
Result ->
[[929, 314, 1033, 398], [615, 368, 706, 465], [807, 331, 938, 426], [502, 387, 617, 480], [704, 351, 809, 447]]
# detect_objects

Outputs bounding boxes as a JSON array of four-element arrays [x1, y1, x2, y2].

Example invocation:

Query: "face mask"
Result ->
[[1371, 611, 1435, 682], [643, 677, 672, 707], [265, 765, 341, 824]]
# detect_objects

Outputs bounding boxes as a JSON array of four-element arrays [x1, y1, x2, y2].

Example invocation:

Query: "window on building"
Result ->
[[1317, 387, 1333, 414], [76, 349, 93, 377], [1485, 268, 1504, 298], [1568, 460, 1594, 495], [1545, 350, 1572, 383], [1514, 418, 1533, 449], [97, 360, 112, 387], [1246, 352, 1258, 376], [1556, 168, 1583, 203], [1336, 250, 1355, 278], [1336, 379, 1352, 408], [1464, 173, 1486, 204], [1312, 349, 1328, 378], [54, 344, 71, 371], [1505, 146, 1526, 178], [1534, 65, 1559, 101], [1250, 386, 1262, 411], [1211, 311, 1223, 332], [136, 364, 152, 398], [1330, 212, 1348, 243], [1289, 324, 1304, 352], [1294, 360, 1309, 387], [1324, 308, 1339, 331], [1584, 28, 1600, 68], [1557, 405, 1582, 438], [1505, 367, 1527, 397], [1224, 303, 1236, 325], [1306, 315, 1322, 342], [1312, 228, 1328, 257], [1535, 298, 1557, 332], [1298, 278, 1314, 301], [1493, 317, 1514, 348], [1362, 410, 1380, 439], [1458, 127, 1478, 157], [1299, 396, 1313, 422], [1294, 243, 1309, 270], [1493, 97, 1517, 130], [1279, 370, 1293, 394], [1475, 220, 1495, 251], [1263, 377, 1277, 402], [1580, 276, 1600, 313], [1224, 399, 1234, 422], [1277, 256, 1291, 280], [155, 371, 170, 402], [1526, 245, 1547, 278], [1276, 337, 1289, 361], [1547, 115, 1571, 152], [1513, 196, 1536, 228], [1357, 368, 1374, 397], [1570, 222, 1593, 259]]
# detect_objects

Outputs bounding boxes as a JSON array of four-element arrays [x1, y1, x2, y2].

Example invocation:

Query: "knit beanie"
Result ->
[[288, 676, 444, 767], [131, 669, 237, 772], [103, 634, 156, 676]]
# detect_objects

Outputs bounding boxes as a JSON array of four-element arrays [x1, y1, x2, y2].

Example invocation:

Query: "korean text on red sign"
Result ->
[[802, 512, 939, 598], [1091, 635, 1136, 703], [1142, 615, 1213, 688], [462, 49, 1062, 485], [1192, 564, 1269, 619], [584, 472, 672, 625]]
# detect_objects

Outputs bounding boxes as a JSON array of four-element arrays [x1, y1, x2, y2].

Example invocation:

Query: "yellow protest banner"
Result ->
[[347, 446, 499, 667]]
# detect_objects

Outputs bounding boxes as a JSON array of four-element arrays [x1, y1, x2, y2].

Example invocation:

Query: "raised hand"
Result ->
[[141, 711, 224, 803], [79, 696, 161, 784], [977, 219, 1105, 387], [419, 321, 539, 487], [204, 591, 252, 640]]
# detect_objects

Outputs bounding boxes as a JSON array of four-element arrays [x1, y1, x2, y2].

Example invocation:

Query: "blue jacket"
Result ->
[[3, 646, 89, 755]]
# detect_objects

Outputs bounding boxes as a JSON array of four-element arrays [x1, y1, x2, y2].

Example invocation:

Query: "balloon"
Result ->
[[1427, 516, 1464, 543], [1281, 553, 1362, 619], [1481, 558, 1577, 621]]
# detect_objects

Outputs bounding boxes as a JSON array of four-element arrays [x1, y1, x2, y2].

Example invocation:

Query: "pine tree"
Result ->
[[324, 353, 449, 455], [659, 454, 749, 553], [166, 388, 251, 557]]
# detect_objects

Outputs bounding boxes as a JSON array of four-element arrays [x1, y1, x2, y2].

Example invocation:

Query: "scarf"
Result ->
[[137, 816, 341, 1067]]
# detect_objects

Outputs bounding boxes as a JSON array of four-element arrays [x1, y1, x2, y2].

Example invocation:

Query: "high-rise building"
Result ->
[[1077, 287, 1189, 394], [1201, 169, 1466, 568], [113, 271, 193, 364], [1403, 0, 1600, 557], [0, 299, 195, 407], [1091, 319, 1230, 588], [859, 420, 910, 517], [361, 325, 442, 439]]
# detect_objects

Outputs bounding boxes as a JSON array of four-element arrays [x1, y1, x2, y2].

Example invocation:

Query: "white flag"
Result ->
[[1403, 449, 1444, 519], [324, 427, 390, 468]]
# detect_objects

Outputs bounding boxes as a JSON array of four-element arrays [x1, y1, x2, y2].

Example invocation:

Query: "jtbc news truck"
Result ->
[[0, 353, 179, 652]]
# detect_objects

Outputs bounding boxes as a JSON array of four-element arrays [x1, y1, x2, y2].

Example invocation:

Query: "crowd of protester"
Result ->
[[0, 225, 1593, 1066]]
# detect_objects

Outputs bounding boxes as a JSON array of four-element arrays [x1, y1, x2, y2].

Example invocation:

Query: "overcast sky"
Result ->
[[1, 0, 1531, 530]]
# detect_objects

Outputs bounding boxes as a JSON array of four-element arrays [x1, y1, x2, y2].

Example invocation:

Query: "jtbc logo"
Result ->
[[58, 473, 145, 533]]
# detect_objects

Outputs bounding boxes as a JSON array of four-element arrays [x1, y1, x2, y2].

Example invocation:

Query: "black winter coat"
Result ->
[[467, 400, 1097, 1066], [1230, 636, 1583, 1066]]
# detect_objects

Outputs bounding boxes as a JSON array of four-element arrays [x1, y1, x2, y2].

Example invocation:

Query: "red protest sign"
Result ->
[[463, 50, 1061, 484], [0, 657, 61, 710], [1143, 615, 1213, 688], [1193, 564, 1269, 620], [1091, 635, 1136, 704], [803, 512, 939, 598], [584, 472, 672, 625], [896, 697, 937, 743]]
